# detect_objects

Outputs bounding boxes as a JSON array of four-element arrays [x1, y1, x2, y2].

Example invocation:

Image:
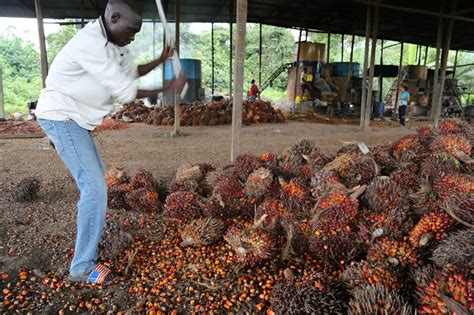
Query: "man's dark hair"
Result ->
[[251, 79, 255, 84]]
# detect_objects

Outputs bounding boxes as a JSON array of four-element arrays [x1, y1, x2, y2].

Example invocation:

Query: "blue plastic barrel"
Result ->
[[331, 62, 361, 77], [163, 59, 202, 105]]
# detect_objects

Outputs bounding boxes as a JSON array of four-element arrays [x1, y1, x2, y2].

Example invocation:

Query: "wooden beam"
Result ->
[[34, 0, 48, 88], [230, 0, 247, 162], [393, 42, 404, 120], [347, 34, 355, 81], [341, 34, 344, 61], [173, 0, 181, 135], [379, 39, 384, 102], [229, 0, 233, 98], [326, 33, 331, 62], [424, 45, 429, 66], [431, 11, 444, 119], [360, 5, 372, 128], [453, 49, 459, 77], [0, 68, 4, 119], [434, 1, 456, 128], [364, 6, 379, 129], [259, 23, 263, 86]]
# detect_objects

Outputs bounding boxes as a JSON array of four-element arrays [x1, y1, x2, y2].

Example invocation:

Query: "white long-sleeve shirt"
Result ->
[[36, 17, 139, 130]]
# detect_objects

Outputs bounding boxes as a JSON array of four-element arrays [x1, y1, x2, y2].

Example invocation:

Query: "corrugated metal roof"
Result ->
[[2, 0, 474, 50]]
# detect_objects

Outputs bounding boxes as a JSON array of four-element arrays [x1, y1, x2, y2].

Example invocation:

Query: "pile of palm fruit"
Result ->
[[96, 118, 474, 313], [110, 99, 285, 126]]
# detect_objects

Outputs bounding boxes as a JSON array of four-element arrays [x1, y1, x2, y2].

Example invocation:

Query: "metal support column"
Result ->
[[348, 34, 355, 81], [432, 12, 444, 119], [424, 45, 429, 66], [360, 5, 372, 128], [453, 49, 459, 77], [434, 1, 456, 127], [293, 28, 303, 112], [230, 0, 248, 162], [341, 34, 344, 61], [326, 33, 331, 62], [173, 0, 181, 134], [211, 22, 215, 95], [229, 0, 234, 98], [34, 0, 48, 87], [379, 39, 384, 102], [364, 6, 379, 129], [393, 42, 404, 120]]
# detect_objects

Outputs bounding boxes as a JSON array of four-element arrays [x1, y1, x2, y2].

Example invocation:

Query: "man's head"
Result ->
[[303, 67, 308, 73], [401, 85, 408, 92], [251, 79, 255, 84], [104, 0, 142, 47]]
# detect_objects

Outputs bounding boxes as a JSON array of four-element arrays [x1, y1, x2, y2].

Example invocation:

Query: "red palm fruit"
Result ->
[[311, 192, 359, 234], [224, 222, 276, 266], [433, 173, 474, 203], [163, 191, 204, 222], [324, 152, 359, 178], [439, 118, 470, 136], [244, 167, 273, 200], [417, 271, 473, 314], [409, 210, 454, 247], [310, 169, 343, 199], [180, 218, 225, 247], [390, 169, 421, 194], [371, 144, 397, 174], [342, 155, 379, 188], [343, 261, 400, 291], [280, 177, 311, 214], [367, 237, 418, 268], [420, 154, 461, 180], [130, 169, 158, 191], [365, 176, 409, 214], [348, 285, 413, 315], [255, 199, 292, 232], [416, 125, 437, 146], [233, 153, 260, 181], [127, 188, 160, 213], [105, 167, 129, 188], [309, 229, 361, 267], [391, 135, 423, 159], [259, 151, 280, 173], [108, 183, 132, 210], [306, 149, 332, 175], [430, 134, 471, 157]]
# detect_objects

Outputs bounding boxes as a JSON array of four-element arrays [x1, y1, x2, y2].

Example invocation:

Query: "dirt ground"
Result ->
[[0, 120, 420, 313]]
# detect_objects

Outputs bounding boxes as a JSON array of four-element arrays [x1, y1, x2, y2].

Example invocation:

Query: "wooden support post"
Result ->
[[393, 42, 404, 119], [453, 49, 459, 77], [34, 0, 48, 88], [162, 0, 168, 105], [81, 0, 85, 28], [434, 1, 456, 128], [347, 34, 355, 81], [364, 6, 379, 129], [341, 34, 344, 61], [360, 5, 372, 128], [230, 0, 247, 162], [379, 39, 384, 102], [432, 13, 444, 119], [293, 28, 303, 113], [327, 33, 331, 62], [173, 0, 181, 134], [229, 0, 233, 98], [211, 22, 215, 95], [259, 23, 263, 86], [0, 68, 4, 119]]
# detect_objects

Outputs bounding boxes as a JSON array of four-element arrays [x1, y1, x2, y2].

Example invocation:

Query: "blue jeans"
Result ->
[[37, 118, 106, 277]]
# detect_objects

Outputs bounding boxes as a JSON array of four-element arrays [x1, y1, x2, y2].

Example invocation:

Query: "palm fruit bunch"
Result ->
[[391, 134, 423, 160], [409, 210, 454, 247], [309, 228, 360, 267], [127, 188, 160, 213], [255, 199, 292, 233], [337, 143, 360, 155], [417, 270, 473, 314], [367, 237, 418, 268], [416, 125, 437, 146], [180, 218, 225, 247], [439, 118, 470, 136], [279, 177, 311, 214], [280, 138, 315, 178], [311, 191, 359, 234], [324, 152, 359, 179], [432, 173, 474, 203], [209, 174, 250, 218], [259, 151, 280, 174], [348, 285, 413, 315], [233, 153, 260, 181], [429, 134, 471, 158], [370, 144, 397, 174], [244, 167, 273, 200], [130, 168, 159, 191], [310, 169, 343, 199], [105, 167, 130, 188], [342, 155, 379, 188], [163, 191, 204, 222], [419, 153, 461, 180], [390, 169, 421, 194], [270, 280, 347, 315], [432, 229, 473, 271], [170, 163, 215, 195], [108, 183, 133, 210], [444, 192, 473, 227], [98, 216, 132, 260], [223, 219, 276, 266], [13, 176, 40, 202], [411, 265, 439, 290], [343, 261, 400, 290], [306, 148, 332, 175]]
